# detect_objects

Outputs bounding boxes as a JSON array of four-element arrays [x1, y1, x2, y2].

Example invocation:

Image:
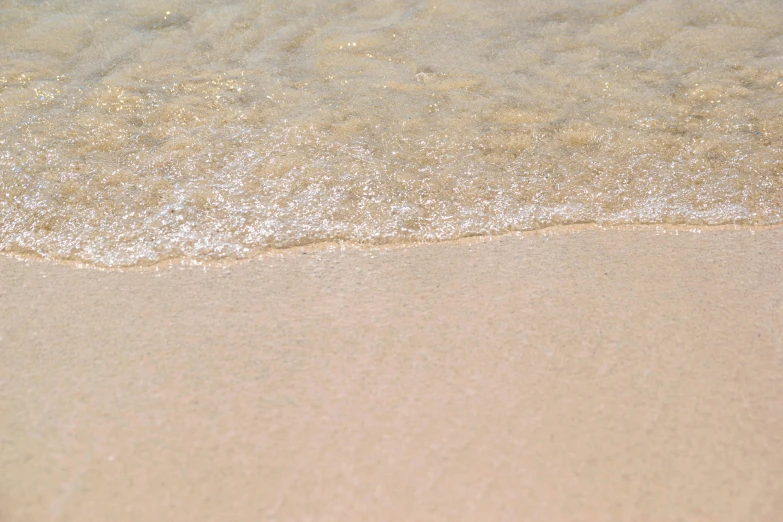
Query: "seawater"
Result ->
[[1, 0, 782, 266]]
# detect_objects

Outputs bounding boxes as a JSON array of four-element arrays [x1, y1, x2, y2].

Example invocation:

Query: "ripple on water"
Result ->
[[1, 0, 782, 266]]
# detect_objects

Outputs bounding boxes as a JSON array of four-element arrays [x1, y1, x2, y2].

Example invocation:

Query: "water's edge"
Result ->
[[2, 222, 780, 272]]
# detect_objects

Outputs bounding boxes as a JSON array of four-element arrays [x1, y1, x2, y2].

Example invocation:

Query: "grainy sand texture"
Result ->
[[3, 0, 783, 519], [2, 227, 783, 522]]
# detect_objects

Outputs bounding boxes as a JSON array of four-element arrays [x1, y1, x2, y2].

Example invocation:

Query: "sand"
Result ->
[[2, 226, 783, 521]]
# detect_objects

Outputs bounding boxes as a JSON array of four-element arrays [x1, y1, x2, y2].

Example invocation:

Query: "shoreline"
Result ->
[[3, 221, 783, 272], [2, 226, 783, 521]]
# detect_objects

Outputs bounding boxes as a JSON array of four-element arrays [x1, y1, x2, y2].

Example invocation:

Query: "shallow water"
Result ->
[[1, 0, 782, 266]]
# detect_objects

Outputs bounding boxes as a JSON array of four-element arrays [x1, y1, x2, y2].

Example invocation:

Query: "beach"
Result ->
[[3, 0, 783, 518], [3, 226, 783, 521]]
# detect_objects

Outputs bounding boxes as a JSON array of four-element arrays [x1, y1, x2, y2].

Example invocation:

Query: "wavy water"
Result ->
[[1, 0, 782, 266]]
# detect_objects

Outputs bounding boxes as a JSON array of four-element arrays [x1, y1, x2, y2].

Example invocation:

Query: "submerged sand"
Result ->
[[2, 0, 783, 266], [2, 227, 783, 521]]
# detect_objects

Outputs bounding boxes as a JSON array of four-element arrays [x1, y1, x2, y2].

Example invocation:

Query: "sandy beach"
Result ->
[[2, 226, 783, 521], [3, 0, 783, 519]]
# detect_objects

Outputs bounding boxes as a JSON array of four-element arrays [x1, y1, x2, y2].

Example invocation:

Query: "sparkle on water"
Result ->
[[1, 0, 782, 266]]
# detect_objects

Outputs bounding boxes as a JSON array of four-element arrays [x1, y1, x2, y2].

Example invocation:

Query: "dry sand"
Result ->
[[2, 226, 783, 522]]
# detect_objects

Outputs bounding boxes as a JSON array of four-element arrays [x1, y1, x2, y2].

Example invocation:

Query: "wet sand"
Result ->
[[2, 226, 783, 521]]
